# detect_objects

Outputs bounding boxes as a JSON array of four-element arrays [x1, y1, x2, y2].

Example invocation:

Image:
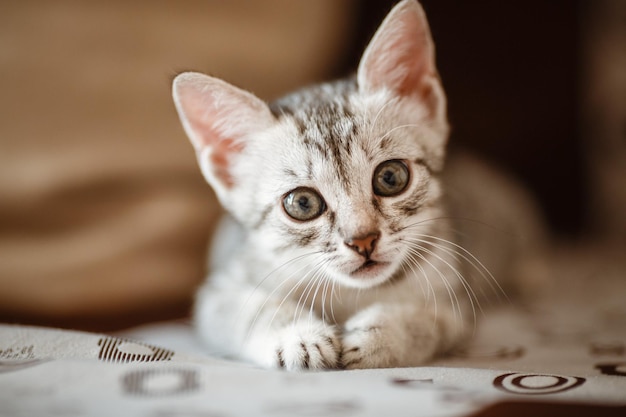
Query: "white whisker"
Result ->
[[400, 218, 510, 303], [399, 249, 440, 325], [240, 252, 320, 320], [319, 270, 334, 326], [405, 245, 464, 327], [294, 258, 332, 325], [368, 96, 397, 140], [243, 252, 324, 341], [379, 123, 422, 142], [329, 279, 339, 325], [406, 239, 479, 332], [413, 232, 507, 303]]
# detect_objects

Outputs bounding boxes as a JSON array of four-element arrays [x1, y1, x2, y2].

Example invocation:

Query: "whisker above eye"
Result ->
[[367, 96, 398, 141], [378, 123, 422, 142]]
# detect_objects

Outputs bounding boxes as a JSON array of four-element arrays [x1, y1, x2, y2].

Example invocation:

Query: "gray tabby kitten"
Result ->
[[172, 0, 543, 370]]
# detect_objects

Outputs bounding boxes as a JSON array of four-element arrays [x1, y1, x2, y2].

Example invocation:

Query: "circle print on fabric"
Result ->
[[493, 372, 585, 395]]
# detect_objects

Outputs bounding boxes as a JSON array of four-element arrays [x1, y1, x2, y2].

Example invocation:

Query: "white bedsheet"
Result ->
[[1, 245, 625, 416]]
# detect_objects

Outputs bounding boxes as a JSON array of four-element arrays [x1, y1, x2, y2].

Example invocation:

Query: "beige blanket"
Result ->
[[0, 0, 353, 325]]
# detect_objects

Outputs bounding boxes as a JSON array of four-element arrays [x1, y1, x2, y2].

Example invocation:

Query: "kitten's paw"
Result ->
[[341, 324, 389, 370], [341, 305, 439, 369], [273, 323, 341, 371]]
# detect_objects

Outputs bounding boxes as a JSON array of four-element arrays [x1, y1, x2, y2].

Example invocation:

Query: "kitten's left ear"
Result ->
[[172, 72, 274, 201], [358, 0, 445, 120]]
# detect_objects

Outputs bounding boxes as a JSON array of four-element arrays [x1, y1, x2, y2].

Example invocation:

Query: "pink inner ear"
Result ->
[[173, 72, 274, 189], [177, 84, 241, 187], [358, 0, 436, 98], [390, 26, 430, 97], [176, 81, 229, 151], [209, 138, 243, 188]]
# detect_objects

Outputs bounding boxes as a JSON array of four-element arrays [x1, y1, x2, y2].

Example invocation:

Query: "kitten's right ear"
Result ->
[[172, 72, 274, 194], [357, 0, 444, 121]]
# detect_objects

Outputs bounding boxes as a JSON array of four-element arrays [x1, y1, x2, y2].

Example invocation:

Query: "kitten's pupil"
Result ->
[[373, 160, 410, 197], [383, 170, 397, 186], [283, 187, 325, 221], [298, 196, 311, 211]]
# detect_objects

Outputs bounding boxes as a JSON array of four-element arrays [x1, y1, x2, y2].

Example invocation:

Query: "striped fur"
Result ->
[[172, 0, 543, 370]]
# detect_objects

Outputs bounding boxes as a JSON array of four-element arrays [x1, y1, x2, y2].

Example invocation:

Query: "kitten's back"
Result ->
[[443, 152, 549, 300]]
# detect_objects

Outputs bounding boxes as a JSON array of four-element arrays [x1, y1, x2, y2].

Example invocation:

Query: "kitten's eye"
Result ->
[[373, 160, 410, 197], [283, 187, 326, 221]]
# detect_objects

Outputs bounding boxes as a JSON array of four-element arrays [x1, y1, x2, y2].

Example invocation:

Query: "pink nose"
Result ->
[[344, 232, 380, 259]]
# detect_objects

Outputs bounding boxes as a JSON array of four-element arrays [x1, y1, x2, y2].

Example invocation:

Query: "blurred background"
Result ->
[[1, 0, 624, 330]]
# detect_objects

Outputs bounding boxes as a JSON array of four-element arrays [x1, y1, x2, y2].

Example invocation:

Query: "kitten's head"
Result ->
[[173, 0, 448, 289]]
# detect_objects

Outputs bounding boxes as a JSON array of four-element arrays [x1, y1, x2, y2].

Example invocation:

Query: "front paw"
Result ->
[[273, 322, 341, 371], [341, 305, 440, 369], [341, 324, 386, 369]]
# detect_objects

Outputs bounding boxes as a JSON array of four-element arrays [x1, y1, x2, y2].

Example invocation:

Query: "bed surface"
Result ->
[[1, 245, 625, 416]]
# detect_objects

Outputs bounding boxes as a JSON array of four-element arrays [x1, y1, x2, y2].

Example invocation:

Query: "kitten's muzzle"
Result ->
[[344, 232, 380, 259]]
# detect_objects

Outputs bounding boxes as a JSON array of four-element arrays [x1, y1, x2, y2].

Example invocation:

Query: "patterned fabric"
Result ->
[[2, 275, 625, 417]]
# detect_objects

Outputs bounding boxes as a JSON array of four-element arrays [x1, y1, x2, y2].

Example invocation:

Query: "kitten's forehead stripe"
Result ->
[[303, 136, 329, 159], [306, 158, 314, 180], [307, 101, 356, 188], [270, 79, 360, 190], [380, 136, 392, 150], [283, 168, 298, 179]]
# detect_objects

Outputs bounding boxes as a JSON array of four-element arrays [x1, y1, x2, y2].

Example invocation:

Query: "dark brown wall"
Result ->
[[339, 0, 584, 237]]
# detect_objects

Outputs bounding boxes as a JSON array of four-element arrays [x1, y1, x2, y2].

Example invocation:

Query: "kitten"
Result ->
[[172, 0, 544, 370]]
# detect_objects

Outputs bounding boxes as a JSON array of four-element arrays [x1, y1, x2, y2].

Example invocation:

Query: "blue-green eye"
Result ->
[[373, 160, 410, 196], [283, 187, 326, 221]]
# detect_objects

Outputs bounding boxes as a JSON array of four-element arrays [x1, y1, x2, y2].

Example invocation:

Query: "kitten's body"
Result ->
[[173, 0, 544, 370]]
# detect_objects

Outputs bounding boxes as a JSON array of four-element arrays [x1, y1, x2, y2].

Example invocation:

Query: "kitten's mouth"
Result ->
[[350, 260, 389, 277]]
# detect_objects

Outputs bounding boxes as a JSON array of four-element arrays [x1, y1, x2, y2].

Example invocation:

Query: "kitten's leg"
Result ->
[[341, 303, 465, 369], [194, 282, 341, 370]]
